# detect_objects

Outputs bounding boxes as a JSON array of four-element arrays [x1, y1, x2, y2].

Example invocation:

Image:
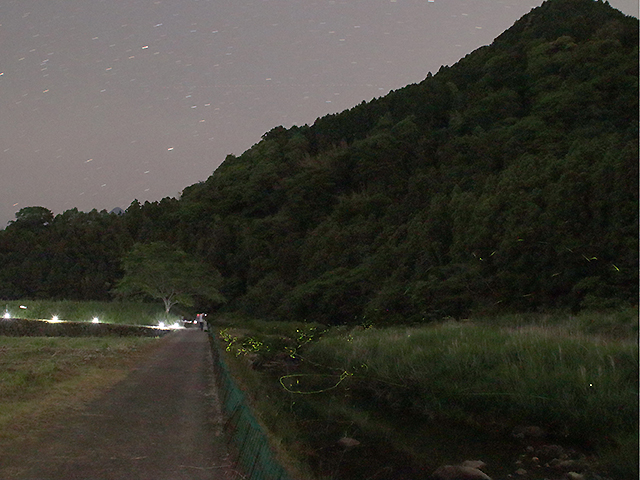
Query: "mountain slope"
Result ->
[[167, 0, 637, 323]]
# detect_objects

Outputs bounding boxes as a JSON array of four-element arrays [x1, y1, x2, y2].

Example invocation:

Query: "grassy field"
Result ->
[[2, 299, 183, 326], [213, 308, 639, 479], [0, 336, 163, 447]]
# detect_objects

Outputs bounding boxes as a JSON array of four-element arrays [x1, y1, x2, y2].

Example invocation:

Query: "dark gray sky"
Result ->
[[1, 0, 637, 227]]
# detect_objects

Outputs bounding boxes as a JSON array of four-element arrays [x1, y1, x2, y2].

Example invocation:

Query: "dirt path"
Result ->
[[1, 329, 236, 480]]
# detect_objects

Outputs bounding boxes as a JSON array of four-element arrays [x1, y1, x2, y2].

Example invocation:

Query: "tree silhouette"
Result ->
[[115, 242, 225, 314]]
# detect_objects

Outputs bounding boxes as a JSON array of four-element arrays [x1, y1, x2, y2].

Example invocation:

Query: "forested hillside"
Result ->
[[1, 0, 637, 324]]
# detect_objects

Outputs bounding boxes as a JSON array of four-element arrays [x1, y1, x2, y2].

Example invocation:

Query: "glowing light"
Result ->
[[3, 311, 10, 319], [92, 317, 100, 324], [19, 305, 27, 309], [50, 315, 61, 323], [158, 321, 165, 329]]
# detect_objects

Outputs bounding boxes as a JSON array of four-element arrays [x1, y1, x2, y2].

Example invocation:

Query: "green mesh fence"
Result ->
[[209, 331, 294, 480]]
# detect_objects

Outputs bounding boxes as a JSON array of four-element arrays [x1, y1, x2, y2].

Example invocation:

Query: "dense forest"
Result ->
[[1, 0, 637, 325]]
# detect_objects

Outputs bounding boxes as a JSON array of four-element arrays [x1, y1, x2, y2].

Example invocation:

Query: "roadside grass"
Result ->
[[0, 336, 162, 446], [213, 308, 639, 479], [1, 300, 182, 326]]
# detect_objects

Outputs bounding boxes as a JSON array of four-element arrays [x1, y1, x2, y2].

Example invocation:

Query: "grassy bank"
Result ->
[[2, 300, 182, 326], [0, 336, 163, 447], [213, 308, 639, 479]]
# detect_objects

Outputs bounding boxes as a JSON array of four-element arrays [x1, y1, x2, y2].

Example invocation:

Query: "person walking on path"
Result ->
[[1, 329, 235, 480], [197, 313, 208, 331]]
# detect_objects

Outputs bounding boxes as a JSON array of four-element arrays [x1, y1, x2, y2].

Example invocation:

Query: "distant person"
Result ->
[[197, 313, 207, 331]]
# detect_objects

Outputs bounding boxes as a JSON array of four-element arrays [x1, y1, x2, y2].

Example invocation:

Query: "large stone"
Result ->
[[566, 473, 585, 480], [460, 460, 487, 470], [336, 437, 360, 448], [432, 465, 492, 480]]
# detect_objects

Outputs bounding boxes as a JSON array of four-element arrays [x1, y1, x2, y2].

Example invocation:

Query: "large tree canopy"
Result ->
[[115, 242, 225, 314], [8, 206, 54, 230]]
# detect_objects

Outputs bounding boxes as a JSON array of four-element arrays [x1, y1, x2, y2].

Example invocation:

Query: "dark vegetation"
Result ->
[[0, 0, 637, 324]]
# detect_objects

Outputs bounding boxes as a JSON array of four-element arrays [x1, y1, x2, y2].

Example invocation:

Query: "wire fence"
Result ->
[[209, 330, 294, 480]]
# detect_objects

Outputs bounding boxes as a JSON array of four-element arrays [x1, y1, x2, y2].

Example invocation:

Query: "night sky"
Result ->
[[1, 0, 637, 227]]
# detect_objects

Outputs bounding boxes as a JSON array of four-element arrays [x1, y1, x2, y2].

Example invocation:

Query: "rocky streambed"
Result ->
[[313, 426, 617, 480]]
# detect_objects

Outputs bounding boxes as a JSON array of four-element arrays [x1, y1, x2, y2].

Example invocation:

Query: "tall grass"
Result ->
[[473, 306, 639, 340], [304, 314, 638, 445], [1, 300, 181, 326]]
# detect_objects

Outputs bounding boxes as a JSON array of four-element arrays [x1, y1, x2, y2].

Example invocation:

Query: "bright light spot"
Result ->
[[3, 311, 10, 319], [167, 147, 174, 151], [158, 321, 165, 329], [589, 383, 593, 387], [19, 305, 27, 309], [142, 45, 149, 49], [92, 317, 100, 324], [170, 322, 182, 329], [50, 315, 61, 323]]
